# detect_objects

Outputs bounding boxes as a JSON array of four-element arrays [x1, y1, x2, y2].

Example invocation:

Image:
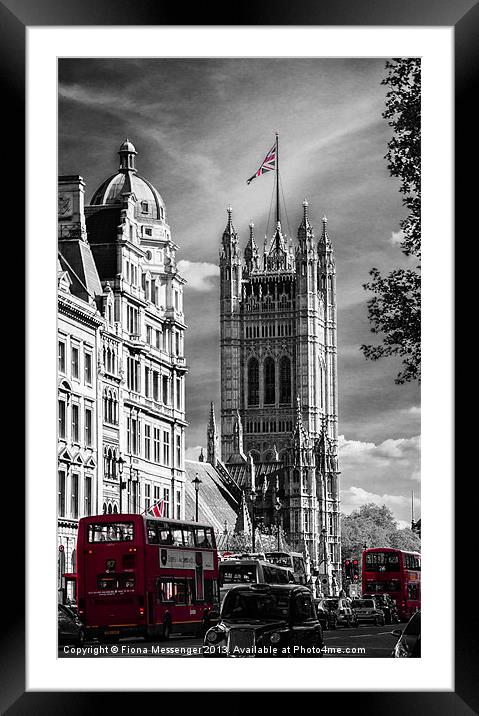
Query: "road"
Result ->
[[59, 621, 403, 658]]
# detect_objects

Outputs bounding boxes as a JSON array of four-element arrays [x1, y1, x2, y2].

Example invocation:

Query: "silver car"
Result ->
[[351, 597, 385, 625]]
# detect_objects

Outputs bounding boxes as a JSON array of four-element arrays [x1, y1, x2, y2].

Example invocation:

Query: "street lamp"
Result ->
[[116, 453, 126, 513], [274, 497, 282, 551], [250, 488, 257, 552], [192, 473, 202, 522]]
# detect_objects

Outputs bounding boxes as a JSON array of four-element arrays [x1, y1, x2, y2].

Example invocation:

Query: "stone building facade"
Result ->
[[57, 140, 187, 598], [218, 200, 341, 593]]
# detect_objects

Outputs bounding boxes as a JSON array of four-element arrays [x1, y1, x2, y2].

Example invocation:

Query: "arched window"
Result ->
[[279, 356, 291, 404], [113, 504, 118, 514], [102, 502, 107, 515], [107, 503, 113, 514], [247, 357, 259, 406], [264, 357, 275, 405]]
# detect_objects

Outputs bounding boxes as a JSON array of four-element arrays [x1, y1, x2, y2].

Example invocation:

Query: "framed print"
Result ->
[[0, 0, 469, 710]]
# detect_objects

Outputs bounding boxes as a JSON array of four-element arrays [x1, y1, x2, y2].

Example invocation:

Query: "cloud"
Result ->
[[185, 445, 204, 461], [177, 261, 220, 292], [339, 434, 421, 523], [390, 230, 405, 244], [341, 485, 421, 520], [404, 406, 421, 415]]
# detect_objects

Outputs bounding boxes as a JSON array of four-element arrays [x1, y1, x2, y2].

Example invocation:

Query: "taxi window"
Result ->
[[293, 594, 315, 621]]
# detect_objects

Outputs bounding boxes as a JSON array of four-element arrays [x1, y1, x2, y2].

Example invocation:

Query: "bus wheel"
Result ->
[[162, 620, 171, 641]]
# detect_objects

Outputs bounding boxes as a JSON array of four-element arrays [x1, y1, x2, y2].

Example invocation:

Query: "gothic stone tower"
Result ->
[[219, 201, 340, 587]]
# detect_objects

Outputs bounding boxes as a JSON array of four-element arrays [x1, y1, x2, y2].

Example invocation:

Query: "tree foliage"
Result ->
[[361, 58, 421, 384], [341, 503, 420, 560]]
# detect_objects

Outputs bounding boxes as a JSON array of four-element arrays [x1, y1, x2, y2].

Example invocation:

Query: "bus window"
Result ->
[[204, 578, 219, 605], [219, 564, 257, 586], [147, 520, 159, 544], [182, 525, 195, 548], [88, 522, 134, 543], [408, 584, 419, 600], [157, 578, 190, 605], [195, 527, 212, 548], [170, 526, 184, 546], [157, 525, 173, 545], [365, 552, 400, 572], [293, 556, 305, 574]]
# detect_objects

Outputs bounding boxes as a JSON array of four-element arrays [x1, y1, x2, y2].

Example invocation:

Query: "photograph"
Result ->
[[56, 56, 422, 660]]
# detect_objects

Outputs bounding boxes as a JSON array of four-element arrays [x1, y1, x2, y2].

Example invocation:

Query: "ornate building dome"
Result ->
[[90, 139, 166, 220]]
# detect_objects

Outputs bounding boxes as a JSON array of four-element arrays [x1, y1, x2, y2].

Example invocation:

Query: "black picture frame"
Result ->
[[3, 0, 467, 711]]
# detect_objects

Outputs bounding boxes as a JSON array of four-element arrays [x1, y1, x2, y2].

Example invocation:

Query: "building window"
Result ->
[[163, 488, 170, 518], [84, 476, 92, 516], [144, 227, 152, 236], [153, 372, 159, 402], [153, 428, 161, 463], [176, 378, 181, 410], [72, 404, 79, 443], [264, 357, 275, 405], [176, 490, 181, 520], [279, 356, 291, 404], [144, 483, 151, 511], [163, 431, 170, 466], [146, 326, 152, 344], [175, 332, 180, 355], [128, 416, 139, 455], [145, 367, 150, 398], [58, 470, 66, 517], [247, 357, 259, 406], [84, 351, 92, 384], [162, 376, 169, 404], [145, 424, 151, 460], [154, 484, 160, 502], [58, 341, 66, 374], [58, 400, 66, 439], [72, 346, 79, 379], [141, 201, 148, 213], [127, 305, 139, 334], [127, 356, 140, 392], [155, 330, 161, 349], [85, 407, 92, 446], [71, 473, 79, 519], [176, 434, 181, 467]]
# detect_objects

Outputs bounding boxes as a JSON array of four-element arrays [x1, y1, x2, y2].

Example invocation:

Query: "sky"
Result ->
[[58, 58, 420, 528]]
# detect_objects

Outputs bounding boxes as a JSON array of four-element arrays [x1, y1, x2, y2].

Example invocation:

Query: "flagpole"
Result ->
[[275, 132, 280, 224]]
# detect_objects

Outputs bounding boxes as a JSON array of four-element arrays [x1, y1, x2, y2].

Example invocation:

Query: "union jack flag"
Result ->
[[148, 499, 165, 518], [246, 140, 277, 185]]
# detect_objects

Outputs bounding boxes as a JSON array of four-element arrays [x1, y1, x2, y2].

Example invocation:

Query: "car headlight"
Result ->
[[270, 632, 281, 644], [206, 630, 219, 643]]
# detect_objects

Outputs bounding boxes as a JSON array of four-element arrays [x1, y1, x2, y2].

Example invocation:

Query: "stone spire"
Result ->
[[206, 402, 219, 466], [297, 198, 315, 251], [244, 220, 259, 273]]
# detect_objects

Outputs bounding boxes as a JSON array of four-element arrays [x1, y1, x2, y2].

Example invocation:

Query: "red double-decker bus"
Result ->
[[77, 513, 219, 641], [361, 547, 420, 621]]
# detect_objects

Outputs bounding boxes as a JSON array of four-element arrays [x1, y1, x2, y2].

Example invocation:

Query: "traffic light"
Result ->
[[343, 559, 351, 579], [352, 558, 359, 580]]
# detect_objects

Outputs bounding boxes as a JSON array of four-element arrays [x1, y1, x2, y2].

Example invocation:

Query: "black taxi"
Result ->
[[203, 583, 323, 657]]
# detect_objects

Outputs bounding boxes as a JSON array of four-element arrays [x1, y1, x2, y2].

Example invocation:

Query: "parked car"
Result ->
[[351, 597, 385, 626], [314, 598, 338, 630], [203, 584, 323, 657], [322, 597, 358, 627], [362, 593, 399, 624], [391, 610, 421, 657], [58, 603, 85, 646]]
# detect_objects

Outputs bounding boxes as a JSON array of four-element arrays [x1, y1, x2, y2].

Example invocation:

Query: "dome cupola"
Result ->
[[90, 139, 166, 221]]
